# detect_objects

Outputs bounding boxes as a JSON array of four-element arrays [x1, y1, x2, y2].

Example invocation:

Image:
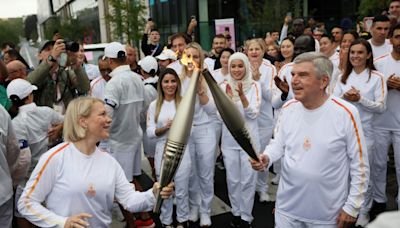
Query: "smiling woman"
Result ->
[[17, 97, 174, 228]]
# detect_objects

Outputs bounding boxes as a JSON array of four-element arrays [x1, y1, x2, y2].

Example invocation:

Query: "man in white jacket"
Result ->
[[250, 52, 369, 228]]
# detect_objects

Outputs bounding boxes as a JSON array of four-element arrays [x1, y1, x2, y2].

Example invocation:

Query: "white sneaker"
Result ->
[[356, 213, 370, 227], [271, 174, 280, 185], [200, 213, 211, 227], [259, 192, 271, 202], [188, 207, 199, 222]]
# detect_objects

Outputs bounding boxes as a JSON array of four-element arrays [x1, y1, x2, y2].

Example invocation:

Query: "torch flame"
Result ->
[[181, 52, 199, 70]]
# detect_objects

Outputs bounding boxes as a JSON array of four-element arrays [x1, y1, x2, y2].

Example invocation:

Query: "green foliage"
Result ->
[[106, 0, 147, 48], [241, 0, 299, 38], [358, 0, 391, 18], [0, 18, 23, 46], [43, 17, 85, 42]]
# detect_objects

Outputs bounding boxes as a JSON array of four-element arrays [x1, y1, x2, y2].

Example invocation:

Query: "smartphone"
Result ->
[[191, 15, 196, 20]]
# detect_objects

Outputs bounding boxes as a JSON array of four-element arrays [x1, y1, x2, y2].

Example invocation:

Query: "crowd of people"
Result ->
[[1, 0, 400, 228]]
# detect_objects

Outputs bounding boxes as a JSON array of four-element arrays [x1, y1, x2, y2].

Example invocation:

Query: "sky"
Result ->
[[0, 0, 37, 18]]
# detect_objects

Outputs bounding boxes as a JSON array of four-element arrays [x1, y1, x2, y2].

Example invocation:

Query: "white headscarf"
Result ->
[[228, 52, 254, 102]]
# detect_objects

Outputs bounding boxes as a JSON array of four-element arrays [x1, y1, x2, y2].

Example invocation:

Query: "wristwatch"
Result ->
[[47, 55, 57, 63]]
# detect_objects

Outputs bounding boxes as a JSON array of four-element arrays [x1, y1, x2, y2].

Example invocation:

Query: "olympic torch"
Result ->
[[202, 68, 259, 162], [153, 54, 200, 213]]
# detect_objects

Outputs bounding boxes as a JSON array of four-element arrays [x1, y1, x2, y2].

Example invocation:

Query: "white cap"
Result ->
[[7, 78, 37, 100], [138, 56, 158, 74], [103, 42, 126, 60], [156, 49, 177, 61]]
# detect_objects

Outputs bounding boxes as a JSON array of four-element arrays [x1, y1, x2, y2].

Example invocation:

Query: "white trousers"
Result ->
[[257, 127, 273, 193], [155, 140, 191, 224], [275, 210, 337, 228], [223, 147, 256, 222], [0, 197, 13, 228], [373, 128, 400, 207], [360, 135, 375, 215], [110, 148, 142, 182], [188, 124, 217, 215], [140, 121, 156, 158]]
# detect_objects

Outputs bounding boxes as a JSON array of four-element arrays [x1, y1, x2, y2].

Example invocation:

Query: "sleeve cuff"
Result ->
[[342, 204, 359, 218]]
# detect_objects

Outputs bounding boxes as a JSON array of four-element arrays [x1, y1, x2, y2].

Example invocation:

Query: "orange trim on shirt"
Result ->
[[373, 53, 389, 62], [23, 143, 70, 226], [371, 71, 386, 103], [282, 99, 299, 109], [332, 98, 367, 215], [262, 62, 277, 89]]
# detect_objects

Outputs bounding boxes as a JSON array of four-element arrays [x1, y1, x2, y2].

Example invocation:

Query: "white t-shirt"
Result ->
[[18, 143, 155, 228], [204, 57, 216, 71], [257, 61, 276, 130], [104, 65, 146, 152], [167, 60, 183, 76], [374, 53, 400, 131], [368, 39, 393, 59], [211, 68, 230, 85], [265, 97, 369, 223], [180, 75, 217, 126], [12, 103, 63, 174], [334, 69, 387, 137], [147, 99, 177, 142], [90, 76, 107, 100]]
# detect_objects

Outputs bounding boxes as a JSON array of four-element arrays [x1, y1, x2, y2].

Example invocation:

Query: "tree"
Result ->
[[106, 0, 147, 49], [358, 0, 391, 18], [24, 15, 38, 41], [0, 18, 23, 47]]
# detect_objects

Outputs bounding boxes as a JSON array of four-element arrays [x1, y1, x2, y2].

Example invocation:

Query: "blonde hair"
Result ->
[[63, 97, 104, 142], [180, 42, 205, 80], [245, 38, 266, 57]]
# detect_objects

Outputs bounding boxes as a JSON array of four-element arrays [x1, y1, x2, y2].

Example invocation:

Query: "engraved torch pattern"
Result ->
[[153, 68, 200, 213], [202, 68, 259, 162]]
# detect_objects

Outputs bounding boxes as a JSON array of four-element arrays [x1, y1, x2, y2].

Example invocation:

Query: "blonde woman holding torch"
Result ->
[[180, 42, 217, 227]]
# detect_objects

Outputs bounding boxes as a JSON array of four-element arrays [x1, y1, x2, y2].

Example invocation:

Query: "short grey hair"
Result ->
[[293, 52, 333, 80]]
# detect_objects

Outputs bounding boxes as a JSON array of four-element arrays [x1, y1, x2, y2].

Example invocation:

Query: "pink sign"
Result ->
[[215, 18, 236, 50]]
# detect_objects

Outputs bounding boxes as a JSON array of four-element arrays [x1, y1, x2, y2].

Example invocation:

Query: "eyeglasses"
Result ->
[[100, 69, 111, 75]]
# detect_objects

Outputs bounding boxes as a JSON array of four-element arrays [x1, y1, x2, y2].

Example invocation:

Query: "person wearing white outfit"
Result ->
[[334, 39, 387, 226], [6, 78, 64, 227], [372, 24, 400, 216], [18, 97, 174, 228], [211, 48, 234, 170], [220, 52, 261, 228], [0, 105, 20, 228], [147, 68, 191, 228], [89, 56, 111, 100], [246, 39, 276, 203], [139, 56, 159, 181], [251, 52, 369, 228], [368, 15, 392, 59], [179, 43, 217, 227], [319, 34, 341, 94]]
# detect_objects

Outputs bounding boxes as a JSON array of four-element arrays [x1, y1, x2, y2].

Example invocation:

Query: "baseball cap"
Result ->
[[156, 49, 177, 61], [38, 40, 55, 53], [7, 78, 38, 100], [138, 56, 158, 74], [102, 42, 126, 60]]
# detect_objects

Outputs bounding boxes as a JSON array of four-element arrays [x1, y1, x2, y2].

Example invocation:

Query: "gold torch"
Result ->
[[202, 68, 259, 162], [153, 54, 200, 213]]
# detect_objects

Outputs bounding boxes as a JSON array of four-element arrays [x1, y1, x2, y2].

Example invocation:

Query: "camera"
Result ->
[[63, 40, 79, 52]]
